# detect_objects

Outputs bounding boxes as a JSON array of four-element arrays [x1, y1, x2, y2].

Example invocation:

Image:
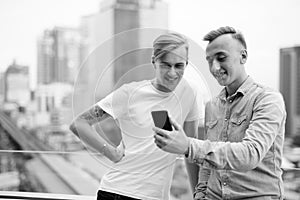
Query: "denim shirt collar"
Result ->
[[218, 76, 254, 101]]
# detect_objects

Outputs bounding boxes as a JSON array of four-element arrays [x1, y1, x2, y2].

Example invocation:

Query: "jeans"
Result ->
[[97, 190, 141, 200]]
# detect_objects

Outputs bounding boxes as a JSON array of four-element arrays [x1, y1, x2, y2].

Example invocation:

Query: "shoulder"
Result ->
[[114, 80, 150, 93], [252, 83, 286, 114], [254, 83, 284, 101], [121, 80, 150, 90], [179, 78, 198, 96]]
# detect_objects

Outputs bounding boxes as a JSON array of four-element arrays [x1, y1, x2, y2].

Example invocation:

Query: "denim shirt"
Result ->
[[188, 77, 286, 200]]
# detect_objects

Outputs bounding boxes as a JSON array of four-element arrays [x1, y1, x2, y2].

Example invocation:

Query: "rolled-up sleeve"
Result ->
[[187, 90, 286, 171]]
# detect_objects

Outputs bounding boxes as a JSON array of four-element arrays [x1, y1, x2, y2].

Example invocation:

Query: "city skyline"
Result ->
[[1, 0, 300, 90]]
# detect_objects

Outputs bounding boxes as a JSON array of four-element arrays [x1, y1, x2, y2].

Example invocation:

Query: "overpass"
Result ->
[[0, 110, 99, 196]]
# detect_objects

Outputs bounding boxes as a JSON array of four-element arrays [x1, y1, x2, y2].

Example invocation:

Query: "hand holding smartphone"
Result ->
[[151, 110, 172, 131]]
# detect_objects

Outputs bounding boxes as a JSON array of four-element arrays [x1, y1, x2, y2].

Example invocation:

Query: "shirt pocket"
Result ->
[[230, 115, 247, 126], [229, 115, 248, 142], [206, 119, 218, 129]]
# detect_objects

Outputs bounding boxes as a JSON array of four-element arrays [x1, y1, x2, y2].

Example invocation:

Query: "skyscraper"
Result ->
[[74, 0, 168, 115], [37, 27, 81, 85], [279, 46, 300, 137], [0, 72, 4, 104]]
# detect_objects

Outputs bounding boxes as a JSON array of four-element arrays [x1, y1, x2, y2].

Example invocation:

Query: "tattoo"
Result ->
[[78, 105, 106, 124], [94, 105, 105, 118]]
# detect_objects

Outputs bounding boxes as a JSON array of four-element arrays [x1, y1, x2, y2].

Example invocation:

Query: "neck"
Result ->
[[226, 74, 248, 96], [151, 79, 172, 92]]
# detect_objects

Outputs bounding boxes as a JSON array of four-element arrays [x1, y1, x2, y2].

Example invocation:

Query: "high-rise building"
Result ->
[[279, 46, 300, 137], [74, 0, 168, 115], [37, 27, 81, 85], [0, 72, 4, 104], [4, 60, 30, 107]]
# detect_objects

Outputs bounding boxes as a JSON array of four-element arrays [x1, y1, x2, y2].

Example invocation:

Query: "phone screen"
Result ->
[[151, 110, 172, 131]]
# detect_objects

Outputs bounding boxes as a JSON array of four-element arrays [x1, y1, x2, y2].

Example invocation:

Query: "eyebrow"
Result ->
[[206, 52, 227, 60], [160, 61, 185, 65]]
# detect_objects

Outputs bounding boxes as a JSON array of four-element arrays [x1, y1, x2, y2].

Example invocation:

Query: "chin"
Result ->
[[217, 80, 226, 86], [216, 77, 229, 86]]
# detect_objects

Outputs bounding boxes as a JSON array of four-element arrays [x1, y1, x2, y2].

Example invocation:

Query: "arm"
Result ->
[[187, 91, 286, 171], [154, 91, 286, 171], [183, 120, 199, 192], [69, 104, 124, 163]]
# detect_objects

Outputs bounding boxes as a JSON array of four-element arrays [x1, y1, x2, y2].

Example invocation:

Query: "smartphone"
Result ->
[[151, 110, 172, 131]]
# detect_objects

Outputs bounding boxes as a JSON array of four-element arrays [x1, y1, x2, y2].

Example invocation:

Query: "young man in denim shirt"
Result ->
[[153, 26, 286, 200]]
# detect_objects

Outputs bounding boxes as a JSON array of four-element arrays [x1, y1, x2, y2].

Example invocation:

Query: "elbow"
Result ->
[[69, 119, 81, 137], [69, 121, 75, 132], [225, 142, 263, 172], [229, 153, 261, 172]]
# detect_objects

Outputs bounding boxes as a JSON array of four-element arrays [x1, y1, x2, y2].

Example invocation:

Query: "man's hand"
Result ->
[[153, 117, 189, 155]]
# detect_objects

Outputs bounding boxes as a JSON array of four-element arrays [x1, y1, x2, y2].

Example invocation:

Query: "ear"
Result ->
[[151, 55, 156, 68], [240, 49, 248, 64]]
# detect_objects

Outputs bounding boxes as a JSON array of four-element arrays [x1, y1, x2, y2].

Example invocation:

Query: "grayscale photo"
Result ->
[[0, 0, 300, 199]]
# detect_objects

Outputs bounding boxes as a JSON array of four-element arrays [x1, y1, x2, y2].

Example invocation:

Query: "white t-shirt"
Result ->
[[97, 78, 200, 200]]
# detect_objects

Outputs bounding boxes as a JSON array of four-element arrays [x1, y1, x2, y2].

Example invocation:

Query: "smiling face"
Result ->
[[153, 46, 187, 92], [205, 34, 247, 95]]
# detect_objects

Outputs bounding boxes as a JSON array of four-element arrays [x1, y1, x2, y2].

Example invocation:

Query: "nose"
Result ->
[[168, 66, 177, 76], [211, 60, 221, 72]]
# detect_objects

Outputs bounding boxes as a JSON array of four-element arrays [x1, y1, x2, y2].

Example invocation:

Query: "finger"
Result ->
[[154, 139, 164, 149], [153, 127, 169, 138], [154, 133, 165, 144], [168, 116, 181, 131], [154, 134, 167, 147]]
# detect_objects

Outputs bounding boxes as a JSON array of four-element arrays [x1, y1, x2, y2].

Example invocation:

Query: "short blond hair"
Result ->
[[152, 33, 189, 63]]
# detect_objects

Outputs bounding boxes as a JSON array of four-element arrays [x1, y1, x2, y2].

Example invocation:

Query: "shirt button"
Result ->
[[229, 100, 232, 103], [224, 118, 228, 121], [223, 182, 227, 186]]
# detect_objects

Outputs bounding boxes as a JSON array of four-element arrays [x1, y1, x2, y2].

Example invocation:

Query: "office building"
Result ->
[[279, 46, 300, 137], [0, 72, 4, 104], [74, 0, 168, 114], [37, 27, 81, 84]]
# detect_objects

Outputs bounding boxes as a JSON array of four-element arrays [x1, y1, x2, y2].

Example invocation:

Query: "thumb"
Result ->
[[169, 116, 181, 131]]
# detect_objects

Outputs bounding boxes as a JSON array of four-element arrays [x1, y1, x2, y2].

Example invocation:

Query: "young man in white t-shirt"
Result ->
[[70, 33, 201, 200]]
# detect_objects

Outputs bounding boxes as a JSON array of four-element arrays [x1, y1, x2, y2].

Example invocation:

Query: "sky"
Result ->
[[1, 0, 300, 90]]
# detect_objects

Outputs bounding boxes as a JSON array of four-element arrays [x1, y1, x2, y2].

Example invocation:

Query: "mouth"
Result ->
[[214, 71, 227, 79], [165, 77, 178, 82]]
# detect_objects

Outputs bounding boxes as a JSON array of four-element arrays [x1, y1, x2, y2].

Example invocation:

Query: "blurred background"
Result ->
[[1, 0, 300, 199]]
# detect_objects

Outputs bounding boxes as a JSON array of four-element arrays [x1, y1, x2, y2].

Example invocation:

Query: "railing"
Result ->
[[0, 191, 94, 200], [1, 110, 300, 200], [0, 110, 100, 195]]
